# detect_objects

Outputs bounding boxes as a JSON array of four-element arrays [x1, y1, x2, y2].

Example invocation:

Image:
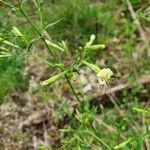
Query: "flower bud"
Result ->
[[86, 34, 96, 46], [11, 26, 23, 37], [85, 44, 105, 50]]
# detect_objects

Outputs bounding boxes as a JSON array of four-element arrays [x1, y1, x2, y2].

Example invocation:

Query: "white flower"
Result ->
[[97, 68, 113, 85]]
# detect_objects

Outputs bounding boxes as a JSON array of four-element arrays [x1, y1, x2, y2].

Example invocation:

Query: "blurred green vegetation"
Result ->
[[0, 53, 28, 103], [0, 0, 150, 149]]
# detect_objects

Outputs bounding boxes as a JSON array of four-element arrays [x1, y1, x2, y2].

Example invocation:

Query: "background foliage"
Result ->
[[0, 0, 150, 149]]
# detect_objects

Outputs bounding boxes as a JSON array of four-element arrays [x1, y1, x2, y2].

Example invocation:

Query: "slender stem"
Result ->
[[65, 74, 81, 102], [84, 130, 111, 150], [18, 4, 81, 102], [19, 7, 57, 61], [0, 0, 14, 7]]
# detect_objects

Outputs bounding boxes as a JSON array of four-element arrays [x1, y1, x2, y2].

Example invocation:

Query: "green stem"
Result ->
[[19, 7, 57, 61], [85, 130, 111, 150], [0, 0, 14, 7], [18, 4, 81, 103], [65, 74, 81, 103]]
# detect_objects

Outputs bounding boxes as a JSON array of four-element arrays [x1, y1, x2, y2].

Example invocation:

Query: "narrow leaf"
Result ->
[[82, 60, 101, 73], [85, 44, 105, 50], [0, 54, 11, 58], [45, 40, 65, 52], [11, 26, 23, 37], [3, 40, 21, 49], [0, 47, 9, 51], [45, 18, 65, 31], [86, 34, 96, 46], [133, 107, 150, 114], [42, 70, 68, 85], [114, 138, 132, 149]]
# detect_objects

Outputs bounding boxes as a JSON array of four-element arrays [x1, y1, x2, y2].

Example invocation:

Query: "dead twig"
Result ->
[[126, 0, 150, 56]]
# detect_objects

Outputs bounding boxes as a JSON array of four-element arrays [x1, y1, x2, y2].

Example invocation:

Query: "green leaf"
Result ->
[[60, 40, 68, 53], [82, 60, 101, 73], [0, 54, 11, 58], [133, 107, 150, 114], [85, 44, 105, 50], [45, 40, 65, 52], [42, 70, 68, 85], [0, 51, 11, 58], [0, 47, 9, 52], [113, 138, 132, 149], [44, 18, 65, 31], [11, 26, 23, 37], [54, 63, 64, 68], [60, 127, 73, 133], [3, 40, 21, 50], [86, 34, 96, 46]]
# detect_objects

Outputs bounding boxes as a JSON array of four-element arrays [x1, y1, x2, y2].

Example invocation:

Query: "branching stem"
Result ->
[[18, 3, 81, 102]]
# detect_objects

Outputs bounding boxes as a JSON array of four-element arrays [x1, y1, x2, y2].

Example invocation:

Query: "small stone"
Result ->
[[83, 83, 92, 93]]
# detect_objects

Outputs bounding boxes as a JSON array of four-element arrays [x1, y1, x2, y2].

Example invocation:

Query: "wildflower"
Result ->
[[97, 68, 113, 85]]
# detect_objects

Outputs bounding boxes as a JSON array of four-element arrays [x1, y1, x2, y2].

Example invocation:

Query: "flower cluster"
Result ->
[[97, 68, 113, 85]]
